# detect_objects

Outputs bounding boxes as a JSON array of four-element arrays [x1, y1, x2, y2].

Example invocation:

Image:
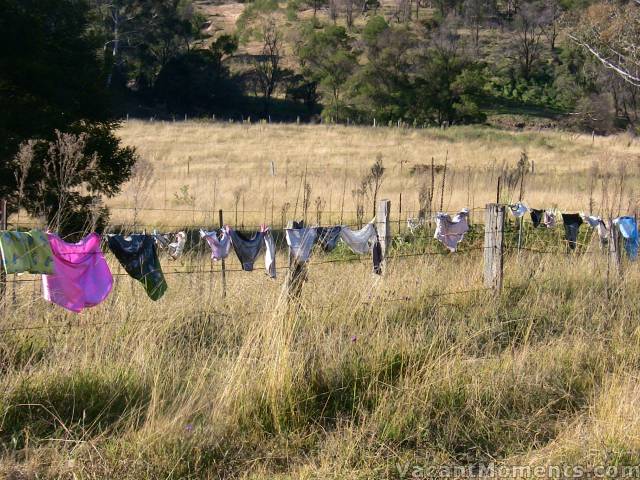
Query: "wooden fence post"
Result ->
[[484, 203, 505, 293], [608, 218, 622, 280], [219, 209, 227, 299], [376, 199, 391, 274]]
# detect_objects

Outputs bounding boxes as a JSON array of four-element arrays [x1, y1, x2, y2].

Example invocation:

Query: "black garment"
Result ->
[[562, 213, 583, 250], [530, 209, 544, 228], [228, 229, 265, 271], [107, 235, 167, 300], [372, 239, 383, 275], [316, 226, 342, 252]]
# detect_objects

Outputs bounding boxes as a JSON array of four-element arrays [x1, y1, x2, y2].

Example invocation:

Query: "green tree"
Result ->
[[297, 24, 358, 122], [0, 0, 138, 233], [349, 18, 417, 122]]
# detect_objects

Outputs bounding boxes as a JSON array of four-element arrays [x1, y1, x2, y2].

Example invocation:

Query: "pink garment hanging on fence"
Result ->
[[42, 233, 113, 313]]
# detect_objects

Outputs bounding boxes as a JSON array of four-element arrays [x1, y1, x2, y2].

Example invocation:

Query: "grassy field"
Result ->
[[2, 123, 640, 478], [112, 120, 640, 229]]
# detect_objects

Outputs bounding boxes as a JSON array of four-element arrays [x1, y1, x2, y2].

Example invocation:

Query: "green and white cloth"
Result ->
[[0, 230, 55, 274]]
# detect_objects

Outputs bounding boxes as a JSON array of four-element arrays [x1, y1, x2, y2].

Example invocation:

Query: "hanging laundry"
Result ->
[[168, 231, 187, 259], [434, 209, 469, 252], [264, 230, 277, 278], [316, 226, 342, 252], [286, 227, 318, 263], [107, 235, 167, 300], [372, 239, 382, 275], [581, 214, 608, 243], [530, 209, 544, 228], [42, 233, 113, 313], [340, 222, 376, 254], [0, 230, 54, 275], [561, 213, 583, 250], [153, 232, 170, 249], [200, 229, 231, 261], [543, 211, 556, 229], [509, 202, 528, 218], [614, 216, 639, 260], [228, 229, 265, 271]]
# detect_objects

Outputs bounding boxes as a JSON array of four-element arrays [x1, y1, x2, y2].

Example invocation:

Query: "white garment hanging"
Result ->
[[264, 230, 277, 278], [581, 214, 607, 240], [434, 209, 469, 252], [168, 231, 186, 259], [509, 202, 528, 218], [286, 228, 317, 262], [543, 211, 556, 229], [340, 222, 376, 254]]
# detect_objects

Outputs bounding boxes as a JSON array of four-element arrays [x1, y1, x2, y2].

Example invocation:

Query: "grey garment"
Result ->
[[340, 223, 376, 254], [316, 226, 342, 252], [264, 231, 276, 278], [228, 229, 265, 271]]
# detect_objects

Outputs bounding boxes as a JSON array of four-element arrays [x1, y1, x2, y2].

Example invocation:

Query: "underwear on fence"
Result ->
[[42, 232, 113, 313], [286, 227, 318, 263], [316, 226, 343, 252], [561, 213, 583, 250], [509, 202, 528, 218], [228, 229, 265, 271], [530, 209, 544, 228], [340, 222, 376, 254], [107, 234, 167, 300], [0, 229, 54, 275], [614, 216, 638, 260], [434, 209, 470, 252], [200, 229, 231, 261]]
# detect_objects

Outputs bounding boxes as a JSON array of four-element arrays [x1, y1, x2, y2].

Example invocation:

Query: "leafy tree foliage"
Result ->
[[0, 0, 137, 233]]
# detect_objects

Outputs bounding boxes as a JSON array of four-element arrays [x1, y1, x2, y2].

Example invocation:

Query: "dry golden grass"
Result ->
[[3, 123, 640, 478], [114, 120, 640, 228]]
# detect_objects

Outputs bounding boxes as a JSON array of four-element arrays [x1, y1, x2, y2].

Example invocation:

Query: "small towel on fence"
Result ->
[[0, 230, 54, 275], [614, 216, 639, 260], [316, 226, 342, 252], [340, 222, 376, 254], [107, 234, 167, 300], [264, 230, 277, 278], [200, 229, 231, 261], [562, 213, 583, 250], [228, 229, 265, 271], [286, 227, 318, 263], [509, 202, 528, 218], [43, 233, 113, 313], [434, 209, 469, 252]]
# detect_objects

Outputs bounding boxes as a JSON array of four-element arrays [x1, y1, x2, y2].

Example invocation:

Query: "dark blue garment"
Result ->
[[228, 230, 265, 271], [530, 209, 544, 228], [562, 213, 583, 250], [615, 216, 638, 260], [316, 226, 342, 252], [107, 235, 167, 300]]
